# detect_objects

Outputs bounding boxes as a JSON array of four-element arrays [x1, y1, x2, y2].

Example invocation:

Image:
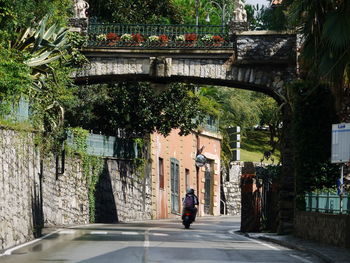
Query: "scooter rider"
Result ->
[[182, 188, 199, 221]]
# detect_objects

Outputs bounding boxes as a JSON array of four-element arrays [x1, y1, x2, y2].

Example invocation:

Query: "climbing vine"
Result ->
[[65, 127, 104, 223]]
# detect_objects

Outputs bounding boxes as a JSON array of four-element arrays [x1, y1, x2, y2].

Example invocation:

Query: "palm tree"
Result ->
[[286, 0, 350, 118]]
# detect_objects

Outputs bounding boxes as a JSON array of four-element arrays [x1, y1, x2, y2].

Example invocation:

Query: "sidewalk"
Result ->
[[245, 232, 350, 263]]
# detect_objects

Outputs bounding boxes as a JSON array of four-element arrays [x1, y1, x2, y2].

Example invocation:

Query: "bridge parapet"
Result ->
[[235, 31, 297, 65]]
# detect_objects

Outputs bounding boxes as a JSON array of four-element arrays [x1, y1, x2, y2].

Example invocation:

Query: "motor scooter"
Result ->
[[182, 208, 195, 229]]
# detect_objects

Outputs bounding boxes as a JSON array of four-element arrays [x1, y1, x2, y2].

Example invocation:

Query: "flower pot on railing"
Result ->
[[184, 33, 197, 47], [106, 32, 120, 46], [212, 35, 224, 47], [159, 34, 169, 47]]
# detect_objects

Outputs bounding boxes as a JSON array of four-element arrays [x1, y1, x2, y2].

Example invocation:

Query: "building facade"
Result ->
[[150, 128, 221, 219]]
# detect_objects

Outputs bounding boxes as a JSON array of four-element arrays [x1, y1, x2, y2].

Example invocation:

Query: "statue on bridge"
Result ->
[[233, 0, 247, 22], [73, 0, 89, 19]]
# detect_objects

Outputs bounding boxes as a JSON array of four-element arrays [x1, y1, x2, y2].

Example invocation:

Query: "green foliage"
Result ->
[[89, 0, 182, 24], [240, 130, 280, 163], [0, 0, 72, 40], [0, 47, 32, 114], [285, 0, 350, 91], [64, 82, 204, 137], [290, 81, 339, 195], [66, 127, 104, 223], [246, 3, 288, 30], [172, 0, 234, 25]]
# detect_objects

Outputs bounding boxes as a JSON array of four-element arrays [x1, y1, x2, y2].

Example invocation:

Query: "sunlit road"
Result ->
[[0, 216, 322, 263]]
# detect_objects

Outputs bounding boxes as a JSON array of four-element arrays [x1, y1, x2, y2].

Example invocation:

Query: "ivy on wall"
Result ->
[[65, 127, 104, 222]]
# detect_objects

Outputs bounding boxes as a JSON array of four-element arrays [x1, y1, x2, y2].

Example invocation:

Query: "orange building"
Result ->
[[150, 128, 222, 219]]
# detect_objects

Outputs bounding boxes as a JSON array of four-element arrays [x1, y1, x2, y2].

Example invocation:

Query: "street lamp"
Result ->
[[205, 0, 232, 26]]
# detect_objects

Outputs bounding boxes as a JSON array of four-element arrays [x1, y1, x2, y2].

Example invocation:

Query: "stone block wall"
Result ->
[[95, 159, 152, 223], [42, 157, 90, 227], [0, 129, 152, 251], [235, 32, 297, 65], [0, 129, 39, 250], [222, 162, 242, 215], [295, 211, 350, 248]]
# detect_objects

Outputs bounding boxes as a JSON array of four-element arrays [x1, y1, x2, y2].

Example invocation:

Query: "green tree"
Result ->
[[65, 83, 204, 137], [88, 0, 182, 24], [285, 0, 350, 115]]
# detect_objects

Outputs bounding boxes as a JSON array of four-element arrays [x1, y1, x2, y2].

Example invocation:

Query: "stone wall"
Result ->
[[95, 159, 152, 223], [295, 211, 350, 248], [235, 32, 297, 65], [0, 129, 152, 251], [222, 162, 242, 215], [0, 129, 39, 250]]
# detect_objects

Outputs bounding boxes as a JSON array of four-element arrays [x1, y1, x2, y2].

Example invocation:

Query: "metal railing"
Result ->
[[305, 192, 350, 214], [67, 132, 139, 159], [86, 23, 233, 49]]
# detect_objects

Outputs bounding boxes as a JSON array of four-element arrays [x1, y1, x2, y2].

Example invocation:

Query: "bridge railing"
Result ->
[[87, 23, 233, 49]]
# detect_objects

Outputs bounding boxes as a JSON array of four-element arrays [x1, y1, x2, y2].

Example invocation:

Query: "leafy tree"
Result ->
[[0, 0, 72, 41], [246, 2, 288, 30], [290, 81, 339, 207], [285, 0, 350, 115], [0, 47, 32, 114], [64, 83, 204, 137], [88, 0, 182, 24], [173, 0, 235, 25]]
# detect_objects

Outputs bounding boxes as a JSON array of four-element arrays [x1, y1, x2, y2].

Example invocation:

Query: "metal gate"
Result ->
[[204, 164, 212, 214], [171, 158, 180, 214]]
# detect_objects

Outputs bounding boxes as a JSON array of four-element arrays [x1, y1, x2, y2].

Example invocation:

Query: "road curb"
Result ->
[[247, 234, 333, 263]]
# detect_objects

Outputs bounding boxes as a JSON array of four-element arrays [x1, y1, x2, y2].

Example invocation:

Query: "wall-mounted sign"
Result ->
[[195, 154, 207, 167], [331, 123, 350, 163]]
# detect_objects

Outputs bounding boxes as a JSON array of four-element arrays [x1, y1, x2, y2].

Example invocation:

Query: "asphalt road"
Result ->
[[0, 216, 322, 263]]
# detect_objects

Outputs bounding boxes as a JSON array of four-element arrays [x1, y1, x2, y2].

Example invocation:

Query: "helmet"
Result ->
[[187, 188, 194, 194]]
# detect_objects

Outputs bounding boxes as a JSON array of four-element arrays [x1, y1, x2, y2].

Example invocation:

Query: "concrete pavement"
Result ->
[[244, 232, 350, 263]]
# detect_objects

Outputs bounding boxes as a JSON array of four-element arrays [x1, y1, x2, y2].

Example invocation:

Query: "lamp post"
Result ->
[[195, 0, 199, 26], [205, 0, 231, 26]]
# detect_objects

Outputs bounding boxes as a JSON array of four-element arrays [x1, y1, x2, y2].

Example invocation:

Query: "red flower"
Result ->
[[212, 35, 224, 42], [106, 32, 119, 41], [185, 33, 197, 42], [159, 34, 169, 43], [132, 33, 144, 43]]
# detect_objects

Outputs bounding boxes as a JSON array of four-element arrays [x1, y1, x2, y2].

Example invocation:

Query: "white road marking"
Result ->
[[289, 254, 314, 263], [228, 229, 280, 251], [152, 233, 168, 236], [90, 231, 108, 235], [0, 229, 62, 256]]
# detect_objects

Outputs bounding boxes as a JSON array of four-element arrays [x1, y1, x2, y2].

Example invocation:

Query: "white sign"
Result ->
[[331, 123, 350, 163]]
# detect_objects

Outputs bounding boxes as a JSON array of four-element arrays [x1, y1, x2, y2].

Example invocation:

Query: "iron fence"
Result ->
[[67, 132, 139, 159], [305, 192, 350, 214], [87, 23, 233, 49]]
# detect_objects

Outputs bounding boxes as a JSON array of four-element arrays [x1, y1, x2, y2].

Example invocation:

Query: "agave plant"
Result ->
[[9, 15, 70, 132], [11, 15, 68, 78]]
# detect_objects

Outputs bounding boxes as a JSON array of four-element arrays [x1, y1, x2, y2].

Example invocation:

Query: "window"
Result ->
[[159, 158, 164, 189], [185, 169, 190, 191]]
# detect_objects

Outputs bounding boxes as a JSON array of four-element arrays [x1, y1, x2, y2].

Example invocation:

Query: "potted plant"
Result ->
[[158, 34, 169, 46], [184, 33, 197, 46], [132, 33, 144, 46], [212, 35, 224, 47], [175, 35, 185, 47], [120, 33, 133, 45], [201, 34, 213, 46], [106, 32, 120, 46]]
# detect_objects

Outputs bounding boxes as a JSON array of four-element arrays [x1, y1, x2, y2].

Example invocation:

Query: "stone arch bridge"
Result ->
[[75, 25, 297, 102], [72, 21, 298, 234]]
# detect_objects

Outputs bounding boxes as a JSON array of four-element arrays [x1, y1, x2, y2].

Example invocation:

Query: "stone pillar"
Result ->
[[278, 104, 295, 234]]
